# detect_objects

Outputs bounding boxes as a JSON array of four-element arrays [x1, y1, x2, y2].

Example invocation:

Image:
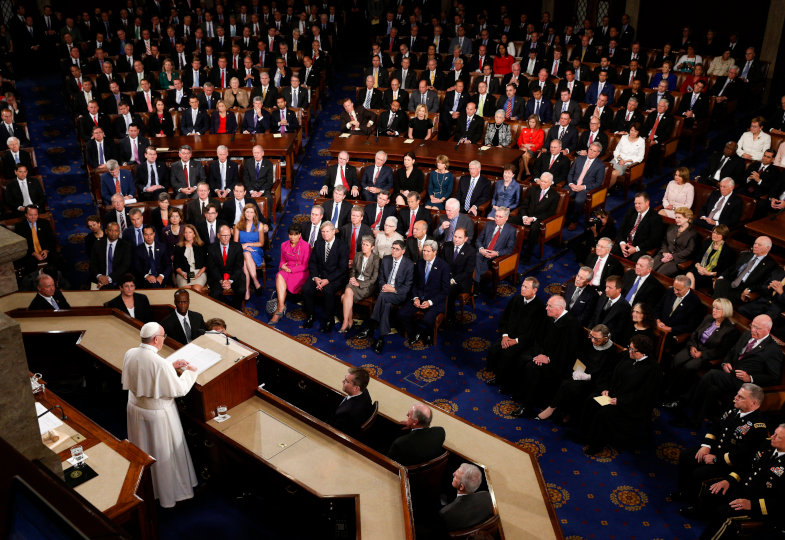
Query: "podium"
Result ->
[[182, 333, 259, 421]]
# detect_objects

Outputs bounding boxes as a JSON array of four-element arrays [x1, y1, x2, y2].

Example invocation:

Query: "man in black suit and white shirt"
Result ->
[[363, 191, 397, 236], [302, 222, 348, 332], [439, 79, 469, 140], [613, 192, 664, 262], [3, 137, 34, 179], [563, 266, 598, 326], [697, 178, 744, 230], [565, 142, 606, 229], [196, 204, 227, 246], [621, 255, 664, 307], [5, 164, 45, 216], [134, 147, 169, 201], [588, 275, 631, 342], [397, 192, 431, 237], [89, 222, 132, 289], [398, 240, 450, 345], [208, 145, 240, 198], [133, 225, 171, 288], [388, 403, 445, 465], [382, 78, 409, 111], [333, 367, 374, 439], [530, 140, 571, 185], [241, 145, 275, 207], [442, 227, 476, 324], [513, 172, 560, 262], [585, 237, 622, 289], [28, 273, 70, 310], [457, 160, 491, 215], [439, 463, 493, 532], [321, 185, 351, 230], [180, 96, 210, 135], [377, 100, 408, 137], [696, 142, 746, 186], [655, 276, 703, 336], [321, 151, 361, 198], [207, 225, 246, 308], [169, 145, 206, 199], [714, 236, 777, 304], [473, 208, 517, 287], [160, 289, 206, 344]]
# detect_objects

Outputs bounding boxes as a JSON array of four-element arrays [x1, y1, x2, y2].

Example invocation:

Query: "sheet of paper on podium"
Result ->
[[166, 343, 222, 374], [35, 402, 64, 434]]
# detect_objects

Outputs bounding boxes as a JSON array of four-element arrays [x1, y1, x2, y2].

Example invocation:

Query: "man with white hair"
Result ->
[[439, 463, 493, 531], [121, 322, 198, 508]]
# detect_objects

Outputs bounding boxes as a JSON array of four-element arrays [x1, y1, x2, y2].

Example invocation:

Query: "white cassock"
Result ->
[[121, 343, 198, 508]]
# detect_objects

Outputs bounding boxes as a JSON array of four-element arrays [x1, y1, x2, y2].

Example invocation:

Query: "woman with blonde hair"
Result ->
[[408, 104, 433, 140], [223, 77, 250, 108], [652, 207, 698, 277]]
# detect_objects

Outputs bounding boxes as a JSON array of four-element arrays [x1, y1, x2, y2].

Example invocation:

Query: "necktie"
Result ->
[[280, 111, 287, 134], [603, 297, 612, 311], [183, 163, 189, 187], [93, 115, 98, 126], [425, 261, 432, 282], [708, 196, 726, 221], [625, 110, 632, 121], [464, 179, 476, 210], [559, 127, 565, 140], [576, 159, 591, 186], [49, 297, 59, 309], [339, 166, 348, 189], [331, 204, 339, 225], [388, 259, 399, 285], [628, 213, 642, 243], [552, 61, 558, 76], [549, 155, 556, 168], [648, 114, 661, 142], [107, 243, 114, 274], [487, 226, 501, 250], [308, 225, 317, 246], [132, 139, 138, 162], [209, 224, 215, 243], [742, 61, 751, 78], [98, 143, 105, 164], [221, 69, 225, 87], [625, 276, 641, 303], [478, 96, 485, 116], [325, 241, 331, 262], [13, 152, 18, 164], [364, 90, 372, 108], [136, 228, 142, 245], [149, 164, 157, 185], [372, 208, 383, 228], [256, 161, 261, 178], [670, 295, 682, 315], [145, 93, 152, 112], [350, 226, 358, 259], [589, 132, 595, 144], [373, 167, 380, 185], [691, 93, 698, 109], [292, 89, 298, 108], [115, 176, 122, 194], [505, 99, 512, 118], [732, 256, 759, 288], [222, 245, 228, 266], [148, 246, 157, 275], [119, 212, 126, 230], [183, 316, 192, 343], [407, 212, 416, 236], [30, 224, 42, 253], [538, 189, 546, 202]]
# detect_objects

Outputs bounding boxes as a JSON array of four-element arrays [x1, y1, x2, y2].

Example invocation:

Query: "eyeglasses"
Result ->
[[628, 347, 638, 353]]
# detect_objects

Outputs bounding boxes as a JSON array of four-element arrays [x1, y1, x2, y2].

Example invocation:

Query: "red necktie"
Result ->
[[648, 115, 661, 142], [93, 115, 98, 126], [183, 163, 190, 187], [350, 226, 358, 259], [549, 155, 556, 168], [588, 132, 594, 144], [339, 166, 349, 189], [115, 177, 121, 193], [488, 227, 501, 251], [593, 257, 602, 278], [222, 246, 229, 280], [407, 212, 416, 236], [372, 208, 383, 228], [628, 213, 642, 243], [221, 70, 225, 87], [222, 245, 227, 264]]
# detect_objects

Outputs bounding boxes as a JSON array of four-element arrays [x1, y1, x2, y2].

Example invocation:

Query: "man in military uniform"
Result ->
[[673, 384, 768, 515], [699, 424, 785, 539]]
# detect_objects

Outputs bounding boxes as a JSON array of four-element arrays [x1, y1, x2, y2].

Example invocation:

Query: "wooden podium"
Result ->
[[182, 333, 259, 422]]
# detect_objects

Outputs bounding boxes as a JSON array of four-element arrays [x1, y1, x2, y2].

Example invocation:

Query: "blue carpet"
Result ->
[[37, 59, 760, 538]]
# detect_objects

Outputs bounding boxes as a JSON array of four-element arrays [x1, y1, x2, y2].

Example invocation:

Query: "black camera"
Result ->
[[588, 215, 602, 226], [187, 271, 194, 283]]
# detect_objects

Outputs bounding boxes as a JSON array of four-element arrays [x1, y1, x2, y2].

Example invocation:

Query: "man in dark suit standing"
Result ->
[[333, 367, 374, 439], [388, 403, 446, 465], [697, 178, 743, 230], [457, 160, 492, 215], [89, 222, 132, 290], [28, 273, 70, 310], [689, 314, 783, 425], [439, 464, 493, 532], [613, 192, 664, 262], [566, 142, 606, 230], [133, 225, 171, 288], [321, 185, 351, 230], [159, 289, 206, 344], [358, 240, 414, 354], [588, 275, 631, 344], [207, 225, 246, 309], [442, 227, 476, 325], [621, 255, 665, 307], [5, 165, 45, 216], [473, 209, 517, 289], [513, 172, 560, 262], [398, 240, 450, 346], [511, 295, 583, 417], [453, 101, 484, 144], [208, 145, 240, 198], [563, 267, 598, 326], [302, 222, 348, 332], [714, 236, 777, 304]]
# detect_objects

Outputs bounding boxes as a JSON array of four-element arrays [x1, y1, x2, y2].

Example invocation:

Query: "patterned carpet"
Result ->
[[33, 60, 763, 538]]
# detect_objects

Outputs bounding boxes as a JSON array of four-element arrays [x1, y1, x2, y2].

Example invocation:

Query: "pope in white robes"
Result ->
[[121, 322, 198, 508]]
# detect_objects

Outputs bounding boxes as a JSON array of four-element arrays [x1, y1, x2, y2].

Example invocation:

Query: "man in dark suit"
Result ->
[[100, 160, 136, 203], [398, 241, 450, 345], [207, 225, 246, 309], [420, 58, 446, 91], [240, 98, 272, 135], [588, 275, 631, 342], [197, 84, 220, 111], [321, 185, 352, 230], [15, 206, 58, 274], [621, 255, 665, 307], [5, 165, 45, 216], [134, 147, 169, 202], [397, 193, 431, 237], [133, 225, 171, 288], [116, 125, 150, 165], [513, 172, 559, 262], [333, 367, 374, 439], [387, 403, 446, 465], [439, 80, 470, 140], [697, 178, 744, 230], [524, 87, 553, 124], [180, 96, 210, 135], [566, 143, 606, 229], [241, 145, 275, 205], [642, 99, 675, 174], [322, 151, 361, 198], [302, 222, 348, 332], [435, 198, 476, 244], [363, 56, 389, 89], [454, 101, 484, 144], [613, 192, 664, 261], [339, 98, 376, 135], [530, 140, 571, 185], [486, 277, 547, 377], [208, 146, 240, 198], [496, 83, 526, 121], [655, 276, 703, 337], [28, 273, 70, 310], [89, 222, 132, 289], [738, 150, 780, 202], [2, 138, 34, 179], [553, 89, 582, 127], [458, 161, 492, 215], [576, 117, 610, 157], [280, 76, 310, 110], [689, 315, 783, 425], [579, 95, 614, 132], [163, 79, 192, 112], [510, 295, 583, 417], [219, 183, 263, 227], [563, 266, 598, 326], [340, 206, 373, 261], [391, 57, 418, 91], [404, 221, 433, 262], [473, 65, 500, 95], [473, 209, 517, 288], [611, 99, 645, 134], [180, 57, 207, 89], [586, 237, 623, 289], [409, 80, 440, 113], [271, 96, 300, 133], [377, 101, 408, 137], [359, 240, 415, 354], [714, 236, 777, 304], [382, 78, 409, 112], [160, 289, 206, 344], [441, 227, 476, 324], [676, 80, 710, 129], [556, 69, 586, 103], [185, 182, 219, 225], [197, 205, 228, 246], [363, 191, 397, 236], [696, 143, 746, 186], [78, 101, 112, 142], [544, 113, 579, 156], [84, 126, 116, 171], [439, 463, 493, 532]]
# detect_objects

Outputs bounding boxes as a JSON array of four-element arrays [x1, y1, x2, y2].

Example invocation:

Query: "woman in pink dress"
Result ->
[[658, 167, 694, 219], [270, 224, 311, 324]]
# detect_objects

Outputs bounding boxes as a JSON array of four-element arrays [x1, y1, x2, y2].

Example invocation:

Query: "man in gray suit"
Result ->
[[566, 142, 606, 229], [439, 463, 493, 531], [357, 240, 414, 354], [434, 198, 475, 244], [408, 79, 439, 113], [473, 208, 517, 289], [170, 145, 207, 198]]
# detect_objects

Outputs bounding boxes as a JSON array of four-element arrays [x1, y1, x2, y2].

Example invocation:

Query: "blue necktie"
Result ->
[[107, 244, 114, 274], [425, 261, 431, 282], [331, 204, 339, 226], [625, 276, 641, 303], [136, 228, 142, 245], [256, 161, 261, 178], [148, 246, 157, 275]]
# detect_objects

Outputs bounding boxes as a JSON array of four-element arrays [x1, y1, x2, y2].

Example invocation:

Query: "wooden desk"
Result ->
[[3, 290, 561, 539], [745, 212, 785, 248], [328, 134, 523, 174], [34, 385, 157, 540], [150, 133, 299, 188]]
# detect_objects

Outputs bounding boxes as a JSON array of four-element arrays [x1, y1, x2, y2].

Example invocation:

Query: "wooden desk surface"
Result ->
[[328, 134, 523, 173], [4, 290, 560, 539], [207, 396, 407, 540], [745, 212, 785, 248], [150, 133, 297, 159]]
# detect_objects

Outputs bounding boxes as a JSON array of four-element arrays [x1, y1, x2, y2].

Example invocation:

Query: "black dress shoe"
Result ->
[[422, 335, 433, 347], [372, 338, 385, 354], [356, 328, 371, 340], [511, 406, 532, 418], [320, 319, 334, 333], [407, 333, 421, 345], [303, 316, 314, 328]]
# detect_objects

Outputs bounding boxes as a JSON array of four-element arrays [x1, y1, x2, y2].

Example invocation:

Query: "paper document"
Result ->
[[35, 402, 64, 435], [480, 145, 491, 150], [573, 359, 586, 372], [339, 133, 351, 138], [593, 395, 613, 406], [404, 139, 414, 143], [167, 343, 222, 374]]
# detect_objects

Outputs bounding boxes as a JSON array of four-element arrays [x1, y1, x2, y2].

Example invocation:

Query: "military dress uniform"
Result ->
[[677, 408, 768, 501], [700, 447, 785, 539]]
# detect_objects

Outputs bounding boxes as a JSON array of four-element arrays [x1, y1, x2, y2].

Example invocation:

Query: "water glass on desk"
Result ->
[[70, 445, 85, 468], [216, 405, 228, 420]]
